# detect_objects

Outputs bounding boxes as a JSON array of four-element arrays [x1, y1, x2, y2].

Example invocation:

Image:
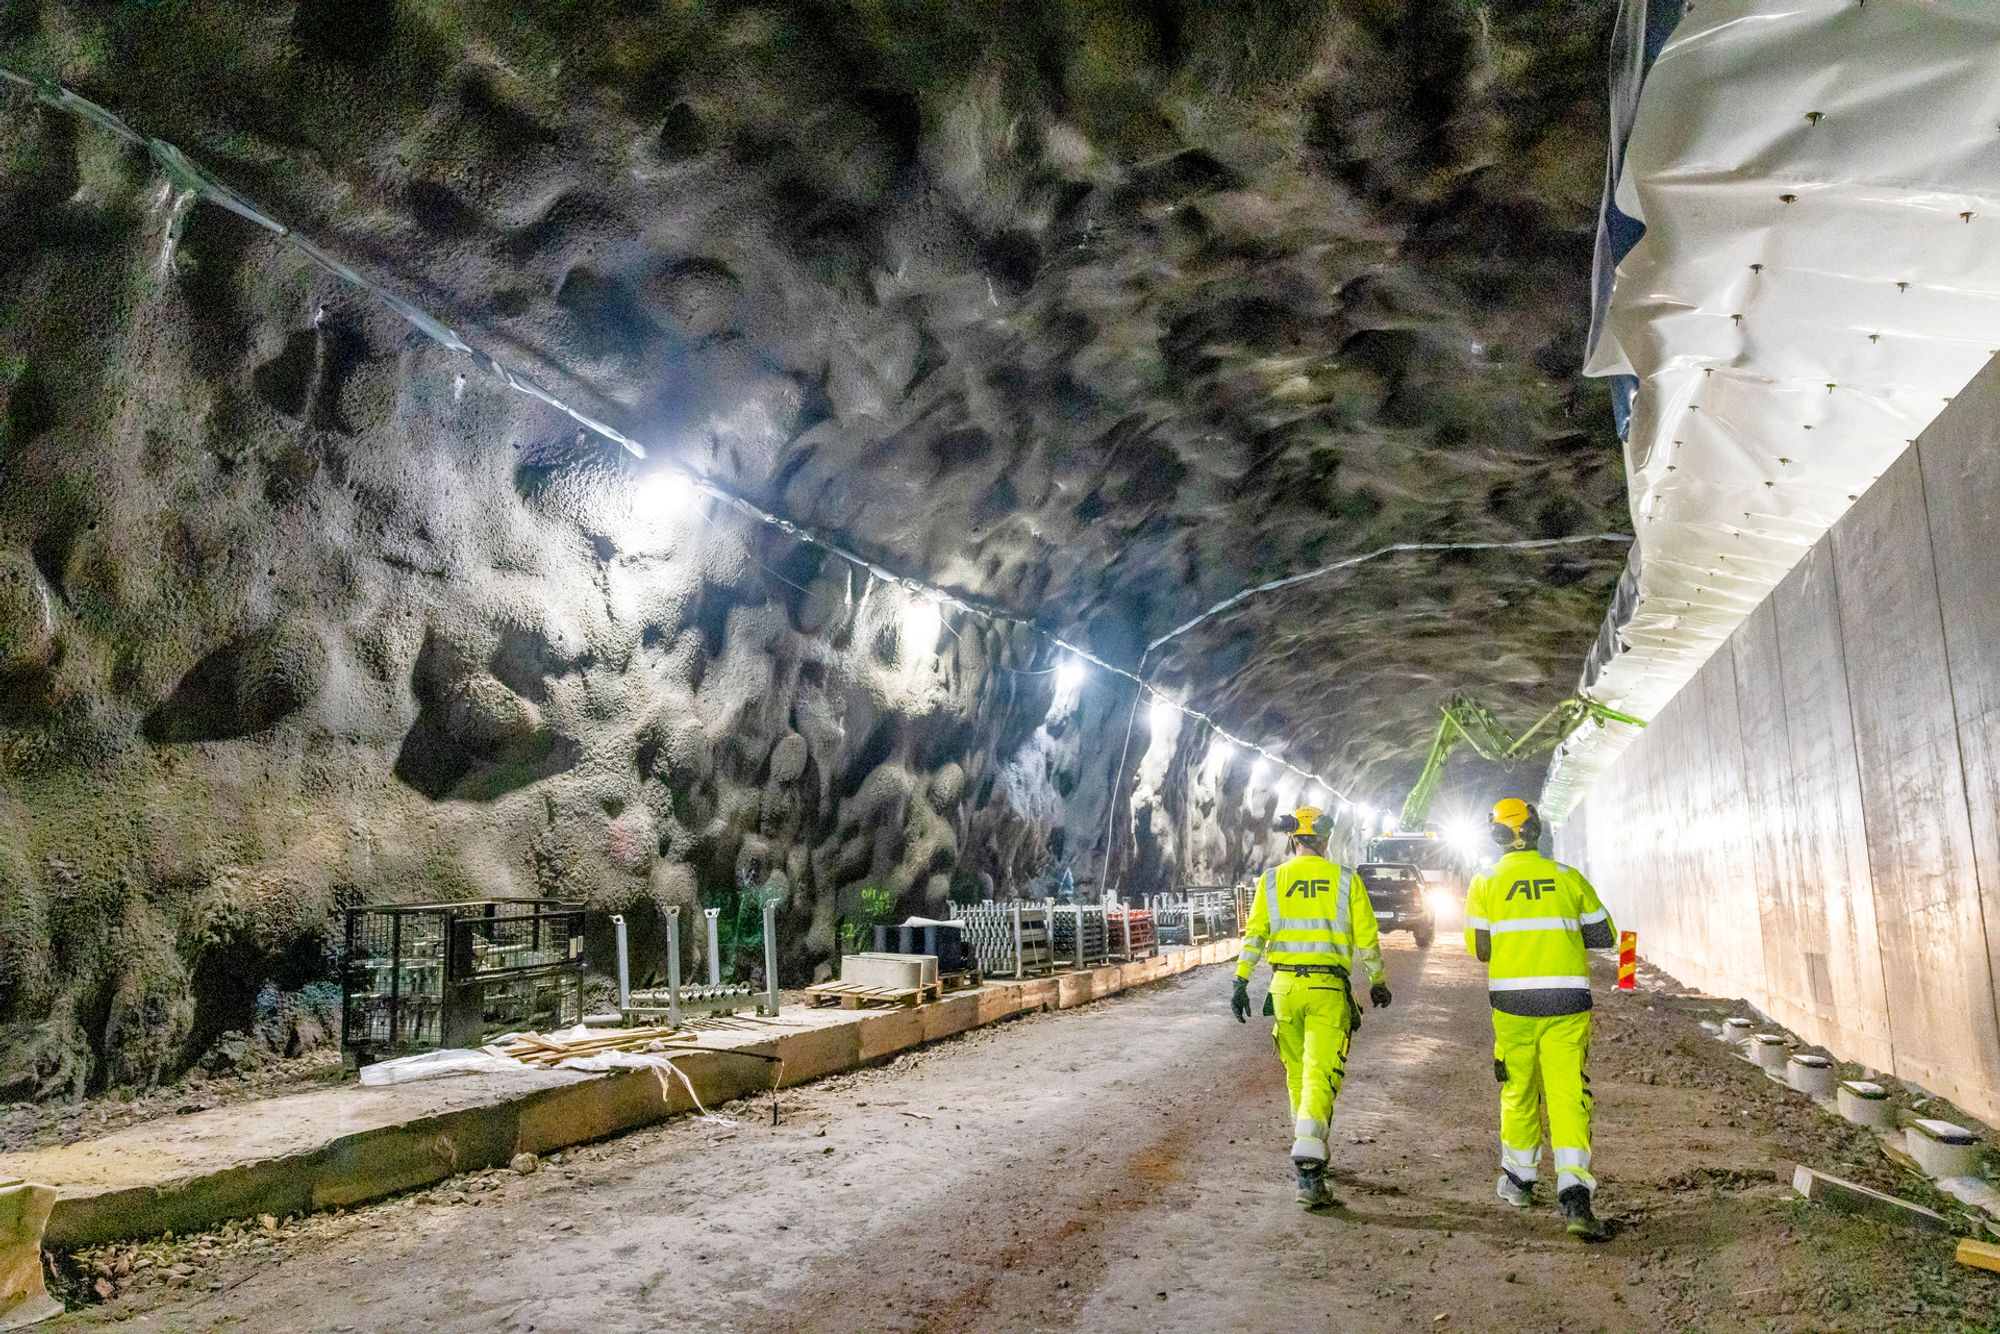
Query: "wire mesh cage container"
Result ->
[[341, 899, 586, 1064]]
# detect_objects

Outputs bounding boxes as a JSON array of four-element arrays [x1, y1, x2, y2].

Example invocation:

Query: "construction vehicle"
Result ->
[[1369, 693, 1646, 887], [1355, 861, 1436, 946]]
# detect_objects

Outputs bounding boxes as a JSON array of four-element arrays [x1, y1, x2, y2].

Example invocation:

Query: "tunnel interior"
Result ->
[[0, 1, 1636, 1096]]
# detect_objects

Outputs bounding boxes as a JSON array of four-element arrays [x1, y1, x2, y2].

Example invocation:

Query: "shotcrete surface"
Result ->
[[59, 946, 2000, 1332]]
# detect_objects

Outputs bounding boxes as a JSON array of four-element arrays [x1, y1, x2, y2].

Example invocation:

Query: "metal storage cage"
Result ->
[[341, 899, 586, 1064]]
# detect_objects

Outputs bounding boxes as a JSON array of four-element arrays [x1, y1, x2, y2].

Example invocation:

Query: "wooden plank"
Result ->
[[1792, 1164, 1950, 1233], [1957, 1238, 2000, 1274]]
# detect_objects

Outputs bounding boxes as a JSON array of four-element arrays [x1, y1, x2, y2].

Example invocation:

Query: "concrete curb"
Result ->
[[4, 940, 1240, 1249]]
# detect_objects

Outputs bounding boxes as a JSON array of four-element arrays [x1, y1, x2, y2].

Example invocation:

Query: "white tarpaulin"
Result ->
[[1547, 0, 2000, 819]]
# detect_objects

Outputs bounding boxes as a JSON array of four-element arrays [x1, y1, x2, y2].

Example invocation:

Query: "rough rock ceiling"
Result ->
[[3, 0, 1627, 803]]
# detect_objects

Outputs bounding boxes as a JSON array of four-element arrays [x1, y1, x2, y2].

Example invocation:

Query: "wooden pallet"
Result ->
[[939, 969, 982, 993], [804, 979, 942, 1010]]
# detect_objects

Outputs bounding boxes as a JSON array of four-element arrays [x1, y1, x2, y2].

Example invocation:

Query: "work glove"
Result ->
[[1230, 976, 1251, 1023], [1369, 982, 1393, 1009]]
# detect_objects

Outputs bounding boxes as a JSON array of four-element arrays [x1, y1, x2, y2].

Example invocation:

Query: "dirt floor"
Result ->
[[47, 941, 2000, 1332], [1, 1053, 346, 1155]]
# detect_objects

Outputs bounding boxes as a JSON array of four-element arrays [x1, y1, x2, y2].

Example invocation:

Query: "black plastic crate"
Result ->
[[342, 899, 585, 1064], [873, 922, 971, 973]]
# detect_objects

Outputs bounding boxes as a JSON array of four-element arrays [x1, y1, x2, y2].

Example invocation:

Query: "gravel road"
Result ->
[[68, 940, 2000, 1331]]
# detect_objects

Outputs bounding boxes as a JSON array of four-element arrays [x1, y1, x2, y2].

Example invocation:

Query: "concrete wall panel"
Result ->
[[1732, 600, 1817, 1035], [1770, 541, 1894, 1069], [1830, 450, 2000, 1111], [1562, 355, 2000, 1122], [1920, 387, 2000, 1095]]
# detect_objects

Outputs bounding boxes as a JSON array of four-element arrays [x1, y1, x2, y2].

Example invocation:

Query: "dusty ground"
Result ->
[[0, 1052, 346, 1155], [52, 942, 2000, 1332]]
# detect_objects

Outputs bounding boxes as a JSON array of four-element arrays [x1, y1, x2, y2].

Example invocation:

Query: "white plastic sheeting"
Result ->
[[1547, 0, 2000, 819]]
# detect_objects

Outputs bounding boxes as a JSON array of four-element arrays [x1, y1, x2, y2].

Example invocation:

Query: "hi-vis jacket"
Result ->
[[1464, 850, 1616, 1016], [1236, 854, 1386, 985]]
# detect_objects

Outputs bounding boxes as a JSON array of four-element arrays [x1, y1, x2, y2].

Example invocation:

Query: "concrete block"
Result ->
[[1793, 1164, 1951, 1232], [1908, 1119, 1984, 1179], [1787, 1053, 1836, 1097], [1751, 1033, 1790, 1072], [841, 953, 937, 990], [1837, 1080, 1897, 1129], [1721, 1017, 1753, 1044]]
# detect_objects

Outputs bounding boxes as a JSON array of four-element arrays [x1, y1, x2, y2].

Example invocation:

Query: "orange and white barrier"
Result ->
[[1617, 931, 1637, 990]]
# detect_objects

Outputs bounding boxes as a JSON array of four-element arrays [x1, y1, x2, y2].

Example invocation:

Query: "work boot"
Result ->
[[1496, 1170, 1532, 1208], [1294, 1161, 1338, 1210], [1559, 1185, 1607, 1241]]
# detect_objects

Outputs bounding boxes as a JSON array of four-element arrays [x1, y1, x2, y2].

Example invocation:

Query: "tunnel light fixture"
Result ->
[[900, 594, 944, 665], [1147, 696, 1176, 730], [635, 469, 700, 519], [1055, 657, 1087, 696], [1253, 757, 1273, 782]]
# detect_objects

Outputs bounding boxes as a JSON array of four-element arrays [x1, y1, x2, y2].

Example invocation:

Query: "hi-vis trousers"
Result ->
[[1493, 1009, 1595, 1195], [1271, 971, 1353, 1164]]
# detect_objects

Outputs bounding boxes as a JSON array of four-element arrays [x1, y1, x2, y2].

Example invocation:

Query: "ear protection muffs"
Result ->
[[1489, 800, 1541, 850]]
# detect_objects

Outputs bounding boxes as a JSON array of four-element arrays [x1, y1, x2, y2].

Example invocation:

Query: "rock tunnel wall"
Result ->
[[0, 146, 1289, 1100], [1558, 354, 2000, 1125]]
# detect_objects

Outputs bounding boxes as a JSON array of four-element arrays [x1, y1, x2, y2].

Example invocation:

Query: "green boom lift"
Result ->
[[1396, 693, 1646, 831]]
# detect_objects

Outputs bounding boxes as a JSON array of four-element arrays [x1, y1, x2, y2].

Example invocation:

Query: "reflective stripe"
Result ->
[[1489, 917, 1580, 934], [1236, 947, 1263, 962], [1266, 869, 1281, 930], [1272, 916, 1340, 932], [1268, 940, 1352, 955], [1488, 975, 1590, 991], [1553, 1148, 1591, 1169], [1465, 915, 1490, 930], [1502, 1144, 1541, 1180], [1578, 908, 1609, 925], [1291, 1136, 1329, 1163], [1295, 1116, 1328, 1142]]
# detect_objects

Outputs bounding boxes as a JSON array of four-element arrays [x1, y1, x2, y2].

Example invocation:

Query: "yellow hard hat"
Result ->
[[1489, 798, 1538, 850], [1289, 805, 1326, 838]]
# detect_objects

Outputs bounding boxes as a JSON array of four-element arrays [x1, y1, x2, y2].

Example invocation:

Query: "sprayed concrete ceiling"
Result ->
[[2, 0, 1628, 806]]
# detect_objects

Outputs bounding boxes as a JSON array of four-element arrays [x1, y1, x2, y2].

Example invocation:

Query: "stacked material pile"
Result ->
[[482, 1026, 694, 1069], [959, 904, 1054, 977], [1049, 905, 1111, 967], [1107, 906, 1157, 960]]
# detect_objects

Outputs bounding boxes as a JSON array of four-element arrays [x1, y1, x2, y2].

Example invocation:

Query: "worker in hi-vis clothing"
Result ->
[[1230, 805, 1393, 1209], [1465, 797, 1617, 1241]]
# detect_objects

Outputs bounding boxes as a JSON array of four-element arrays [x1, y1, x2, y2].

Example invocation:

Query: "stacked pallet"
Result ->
[[804, 979, 941, 1009]]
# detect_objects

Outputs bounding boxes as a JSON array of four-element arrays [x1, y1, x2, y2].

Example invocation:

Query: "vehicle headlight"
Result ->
[[1426, 890, 1455, 920]]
